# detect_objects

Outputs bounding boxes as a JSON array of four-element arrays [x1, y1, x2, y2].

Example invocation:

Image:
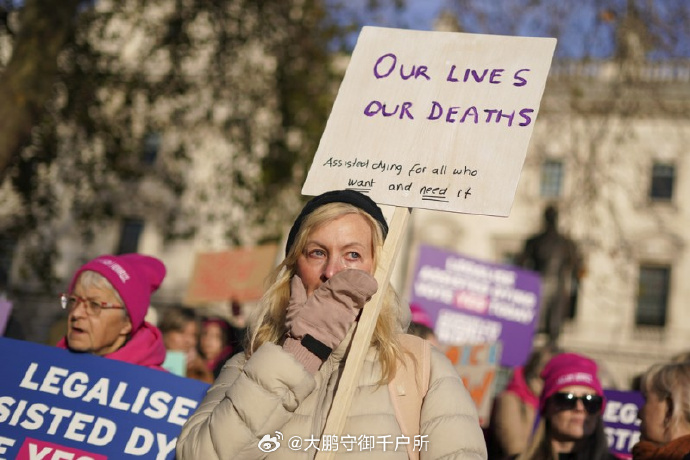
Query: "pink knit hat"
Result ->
[[69, 254, 166, 332], [539, 352, 605, 414], [410, 304, 433, 328]]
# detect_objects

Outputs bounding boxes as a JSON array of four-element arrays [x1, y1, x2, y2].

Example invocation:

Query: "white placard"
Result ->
[[303, 26, 556, 216]]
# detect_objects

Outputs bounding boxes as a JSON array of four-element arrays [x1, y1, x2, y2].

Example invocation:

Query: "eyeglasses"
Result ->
[[550, 392, 603, 415], [60, 294, 125, 317]]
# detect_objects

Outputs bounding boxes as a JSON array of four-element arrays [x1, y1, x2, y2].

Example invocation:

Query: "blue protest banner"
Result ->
[[603, 389, 644, 459], [0, 337, 210, 459]]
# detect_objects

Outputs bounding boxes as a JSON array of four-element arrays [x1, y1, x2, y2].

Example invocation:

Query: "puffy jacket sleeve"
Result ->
[[420, 347, 488, 459], [176, 342, 317, 459]]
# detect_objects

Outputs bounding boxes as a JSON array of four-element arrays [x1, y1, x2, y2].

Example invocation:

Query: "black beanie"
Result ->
[[285, 190, 389, 256]]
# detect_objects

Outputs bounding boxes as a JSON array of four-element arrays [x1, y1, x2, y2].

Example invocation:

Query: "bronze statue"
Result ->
[[517, 205, 584, 344]]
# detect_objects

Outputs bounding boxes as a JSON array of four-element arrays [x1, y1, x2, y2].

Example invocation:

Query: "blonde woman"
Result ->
[[177, 190, 487, 459], [632, 361, 690, 460]]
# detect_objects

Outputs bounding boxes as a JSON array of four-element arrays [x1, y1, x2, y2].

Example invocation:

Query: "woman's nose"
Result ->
[[574, 399, 586, 411], [70, 299, 88, 318], [323, 257, 345, 280]]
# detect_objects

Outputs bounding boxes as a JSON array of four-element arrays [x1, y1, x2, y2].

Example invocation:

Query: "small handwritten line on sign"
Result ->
[[421, 196, 449, 202], [346, 188, 371, 194]]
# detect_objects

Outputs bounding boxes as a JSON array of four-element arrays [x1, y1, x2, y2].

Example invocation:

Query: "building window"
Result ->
[[540, 160, 563, 198], [635, 265, 670, 327], [116, 219, 144, 254], [649, 163, 675, 200], [142, 132, 161, 165]]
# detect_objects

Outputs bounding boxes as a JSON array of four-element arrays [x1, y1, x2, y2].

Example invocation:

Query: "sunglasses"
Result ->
[[550, 392, 603, 414]]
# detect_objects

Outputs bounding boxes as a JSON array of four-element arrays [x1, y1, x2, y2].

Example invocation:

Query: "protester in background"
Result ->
[[407, 303, 441, 348], [632, 360, 690, 460], [512, 352, 616, 460], [159, 306, 213, 382], [57, 253, 167, 371], [488, 344, 560, 458], [177, 189, 487, 459], [199, 316, 238, 378], [161, 306, 199, 354]]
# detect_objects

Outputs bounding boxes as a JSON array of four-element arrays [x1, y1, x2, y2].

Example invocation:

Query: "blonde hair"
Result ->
[[640, 361, 690, 435], [247, 202, 404, 382]]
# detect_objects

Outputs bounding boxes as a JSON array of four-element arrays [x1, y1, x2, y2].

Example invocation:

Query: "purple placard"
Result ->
[[410, 244, 540, 367], [603, 389, 644, 459]]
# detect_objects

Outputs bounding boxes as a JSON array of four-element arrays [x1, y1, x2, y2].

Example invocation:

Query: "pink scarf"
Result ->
[[504, 366, 539, 409], [57, 321, 167, 371]]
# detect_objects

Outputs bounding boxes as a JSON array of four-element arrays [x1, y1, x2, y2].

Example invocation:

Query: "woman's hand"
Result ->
[[283, 269, 377, 372]]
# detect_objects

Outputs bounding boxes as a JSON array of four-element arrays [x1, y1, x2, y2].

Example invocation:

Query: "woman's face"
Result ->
[[66, 276, 131, 356], [639, 391, 669, 444], [546, 385, 600, 444], [296, 213, 375, 297], [164, 321, 198, 353], [200, 322, 224, 360]]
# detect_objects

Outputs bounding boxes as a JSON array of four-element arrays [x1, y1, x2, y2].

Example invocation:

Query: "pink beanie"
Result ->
[[410, 304, 433, 328], [539, 352, 605, 414], [69, 254, 166, 332]]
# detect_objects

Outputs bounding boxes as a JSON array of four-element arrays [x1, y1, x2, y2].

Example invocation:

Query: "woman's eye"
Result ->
[[347, 252, 361, 260], [309, 249, 326, 258], [89, 301, 101, 310]]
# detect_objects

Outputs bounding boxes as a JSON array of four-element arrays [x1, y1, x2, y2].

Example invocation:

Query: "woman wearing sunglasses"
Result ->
[[632, 360, 690, 460], [56, 254, 168, 370], [512, 352, 616, 460]]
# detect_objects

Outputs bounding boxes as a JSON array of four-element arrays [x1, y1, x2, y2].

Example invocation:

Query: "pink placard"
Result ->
[[17, 437, 108, 460]]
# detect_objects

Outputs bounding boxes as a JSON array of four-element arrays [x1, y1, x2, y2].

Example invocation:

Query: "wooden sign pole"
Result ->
[[316, 206, 411, 460]]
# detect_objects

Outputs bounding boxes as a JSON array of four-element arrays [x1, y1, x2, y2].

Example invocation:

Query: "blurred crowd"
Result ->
[[1, 196, 688, 459], [158, 305, 246, 383], [404, 307, 690, 460]]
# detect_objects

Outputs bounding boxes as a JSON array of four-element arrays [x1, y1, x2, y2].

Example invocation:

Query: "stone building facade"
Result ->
[[394, 57, 690, 388]]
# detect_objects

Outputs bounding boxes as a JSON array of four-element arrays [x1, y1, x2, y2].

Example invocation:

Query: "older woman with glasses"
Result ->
[[632, 360, 690, 460], [56, 253, 168, 370], [512, 352, 616, 460]]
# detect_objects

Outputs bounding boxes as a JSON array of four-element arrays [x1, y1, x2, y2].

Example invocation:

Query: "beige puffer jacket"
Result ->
[[176, 331, 487, 459]]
